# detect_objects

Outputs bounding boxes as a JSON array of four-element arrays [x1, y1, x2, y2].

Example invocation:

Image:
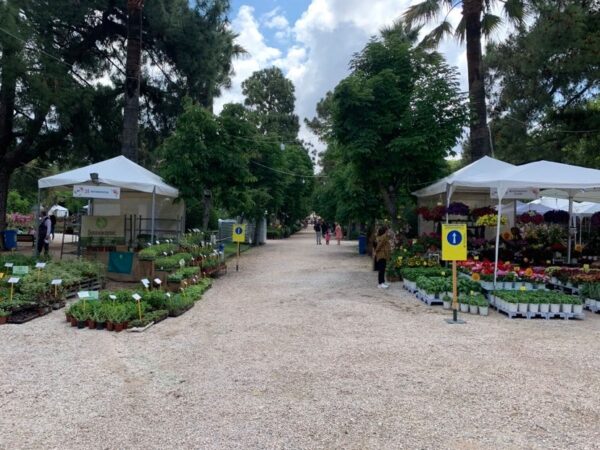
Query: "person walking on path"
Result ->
[[335, 223, 343, 245], [325, 227, 331, 245], [374, 226, 391, 289], [314, 220, 322, 245]]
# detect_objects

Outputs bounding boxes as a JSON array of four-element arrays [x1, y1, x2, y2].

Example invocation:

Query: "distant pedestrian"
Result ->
[[37, 211, 52, 256], [50, 214, 57, 240], [325, 228, 331, 245], [374, 226, 391, 289], [321, 221, 329, 238], [335, 223, 342, 245], [314, 220, 322, 245]]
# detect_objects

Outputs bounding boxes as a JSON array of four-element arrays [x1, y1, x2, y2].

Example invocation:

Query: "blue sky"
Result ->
[[217, 1, 471, 149]]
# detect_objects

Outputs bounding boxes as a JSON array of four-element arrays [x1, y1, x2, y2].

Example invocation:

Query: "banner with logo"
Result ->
[[73, 184, 121, 199], [81, 216, 125, 245]]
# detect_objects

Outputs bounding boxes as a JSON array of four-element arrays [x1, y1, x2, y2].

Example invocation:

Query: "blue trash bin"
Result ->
[[2, 229, 18, 250], [358, 235, 367, 254]]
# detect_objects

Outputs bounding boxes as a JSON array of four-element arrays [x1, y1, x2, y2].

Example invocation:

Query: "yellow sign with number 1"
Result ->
[[441, 224, 467, 261]]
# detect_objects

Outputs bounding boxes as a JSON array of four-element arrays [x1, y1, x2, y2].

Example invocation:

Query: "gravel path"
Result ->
[[1, 229, 600, 449]]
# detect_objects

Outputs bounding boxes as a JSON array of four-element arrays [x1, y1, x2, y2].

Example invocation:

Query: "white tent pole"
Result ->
[[493, 193, 503, 290], [567, 194, 573, 264], [445, 185, 451, 224], [151, 186, 156, 244]]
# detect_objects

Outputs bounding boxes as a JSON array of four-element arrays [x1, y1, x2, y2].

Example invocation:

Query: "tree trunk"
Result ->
[[202, 192, 212, 231], [379, 186, 399, 231], [463, 0, 490, 162], [122, 0, 144, 162], [0, 166, 11, 248], [0, 39, 19, 239]]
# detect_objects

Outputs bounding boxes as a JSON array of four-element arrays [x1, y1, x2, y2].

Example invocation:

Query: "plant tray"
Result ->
[[493, 301, 584, 320], [8, 309, 41, 324], [168, 303, 194, 317], [415, 291, 443, 306]]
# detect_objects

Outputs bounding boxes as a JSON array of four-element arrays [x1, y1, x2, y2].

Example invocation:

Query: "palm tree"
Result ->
[[404, 0, 526, 162], [122, 0, 145, 163]]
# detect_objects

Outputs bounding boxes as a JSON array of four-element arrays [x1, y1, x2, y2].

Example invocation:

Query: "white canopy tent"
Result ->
[[48, 204, 69, 218], [449, 160, 600, 285], [38, 156, 181, 245]]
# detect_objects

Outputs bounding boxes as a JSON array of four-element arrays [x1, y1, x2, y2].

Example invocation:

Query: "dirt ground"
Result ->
[[1, 229, 599, 449]]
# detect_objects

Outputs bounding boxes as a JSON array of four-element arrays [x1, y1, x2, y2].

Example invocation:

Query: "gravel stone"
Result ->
[[1, 229, 600, 449]]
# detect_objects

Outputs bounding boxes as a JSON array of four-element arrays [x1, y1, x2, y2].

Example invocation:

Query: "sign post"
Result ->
[[441, 224, 468, 325], [232, 224, 246, 272]]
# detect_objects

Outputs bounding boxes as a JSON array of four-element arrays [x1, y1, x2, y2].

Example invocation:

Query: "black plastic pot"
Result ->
[[96, 321, 106, 330], [77, 320, 86, 329]]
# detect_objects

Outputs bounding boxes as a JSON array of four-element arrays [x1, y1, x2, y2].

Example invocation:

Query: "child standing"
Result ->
[[335, 223, 342, 245]]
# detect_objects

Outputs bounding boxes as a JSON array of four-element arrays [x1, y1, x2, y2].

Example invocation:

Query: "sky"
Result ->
[[215, 0, 470, 150]]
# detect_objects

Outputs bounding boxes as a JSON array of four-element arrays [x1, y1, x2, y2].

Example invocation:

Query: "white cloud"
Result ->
[[216, 1, 491, 161]]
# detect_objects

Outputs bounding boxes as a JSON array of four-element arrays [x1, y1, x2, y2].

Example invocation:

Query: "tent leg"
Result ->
[[493, 196, 502, 289], [151, 187, 156, 244], [567, 195, 573, 264], [35, 189, 41, 256]]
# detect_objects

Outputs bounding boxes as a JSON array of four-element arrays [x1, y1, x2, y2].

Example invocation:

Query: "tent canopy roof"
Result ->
[[455, 160, 600, 196], [38, 156, 178, 198], [413, 156, 516, 198]]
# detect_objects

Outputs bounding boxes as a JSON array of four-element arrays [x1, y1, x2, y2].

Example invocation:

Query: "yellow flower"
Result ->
[[471, 273, 481, 281]]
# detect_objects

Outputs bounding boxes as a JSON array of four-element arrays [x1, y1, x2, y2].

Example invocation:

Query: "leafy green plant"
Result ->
[[0, 308, 9, 317]]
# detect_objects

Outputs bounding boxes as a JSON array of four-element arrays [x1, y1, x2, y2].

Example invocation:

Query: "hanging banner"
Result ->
[[490, 188, 539, 200], [73, 184, 121, 199], [81, 216, 125, 239]]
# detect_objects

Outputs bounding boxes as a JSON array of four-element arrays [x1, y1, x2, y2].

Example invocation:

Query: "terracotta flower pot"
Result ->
[[87, 320, 96, 329], [106, 321, 114, 331], [0, 316, 8, 325], [66, 314, 72, 322], [70, 317, 78, 327], [114, 323, 124, 332]]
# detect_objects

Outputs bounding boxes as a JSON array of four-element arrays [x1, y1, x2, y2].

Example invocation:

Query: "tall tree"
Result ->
[[323, 23, 467, 230], [241, 67, 300, 141], [122, 0, 145, 162], [485, 0, 600, 165], [404, 0, 526, 162]]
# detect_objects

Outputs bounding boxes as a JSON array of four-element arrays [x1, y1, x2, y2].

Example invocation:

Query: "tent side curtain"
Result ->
[[38, 155, 179, 198]]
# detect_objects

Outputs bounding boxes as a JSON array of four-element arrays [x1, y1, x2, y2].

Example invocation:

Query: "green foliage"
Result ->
[[242, 67, 300, 141], [486, 1, 600, 166], [310, 23, 466, 229], [155, 253, 193, 271], [7, 191, 31, 214], [167, 266, 200, 283], [138, 243, 180, 261]]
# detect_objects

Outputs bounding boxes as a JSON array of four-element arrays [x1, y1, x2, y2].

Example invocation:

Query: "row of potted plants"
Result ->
[[444, 292, 489, 316], [491, 291, 583, 315], [65, 279, 212, 331]]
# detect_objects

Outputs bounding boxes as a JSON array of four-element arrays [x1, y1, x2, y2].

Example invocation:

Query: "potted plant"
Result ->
[[505, 295, 518, 314], [528, 295, 540, 314], [459, 297, 469, 313], [539, 296, 550, 314], [478, 297, 489, 316], [93, 306, 106, 330], [71, 307, 87, 329], [442, 294, 451, 310], [0, 308, 8, 325], [517, 296, 529, 314], [468, 296, 479, 315], [572, 297, 583, 315], [562, 299, 573, 314], [549, 296, 561, 314]]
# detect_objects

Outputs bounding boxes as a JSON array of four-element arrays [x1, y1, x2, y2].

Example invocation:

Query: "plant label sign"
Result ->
[[51, 279, 63, 286], [4, 263, 13, 268], [77, 291, 90, 299], [166, 293, 171, 298], [109, 295, 117, 301], [441, 224, 467, 261], [153, 278, 162, 285], [141, 278, 150, 288], [12, 266, 29, 276], [163, 252, 168, 256], [179, 259, 185, 268], [89, 291, 99, 300], [35, 262, 47, 269], [8, 277, 20, 284], [132, 293, 142, 301]]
